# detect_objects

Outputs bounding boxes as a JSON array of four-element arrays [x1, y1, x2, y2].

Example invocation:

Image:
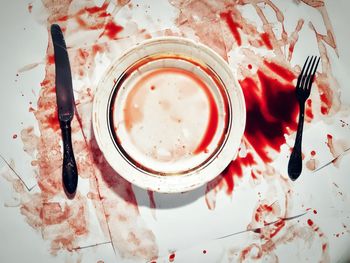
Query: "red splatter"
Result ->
[[311, 150, 316, 156], [318, 81, 333, 115], [169, 253, 176, 262], [264, 61, 296, 82], [260, 33, 273, 49], [313, 209, 317, 214], [254, 204, 274, 223], [12, 134, 18, 139], [100, 20, 123, 40], [248, 64, 252, 69], [47, 55, 55, 65], [220, 11, 242, 46], [307, 219, 314, 226], [150, 85, 155, 90], [45, 109, 60, 131], [221, 153, 255, 194], [28, 3, 33, 13], [147, 190, 156, 210], [239, 64, 298, 162], [305, 99, 314, 121], [203, 250, 207, 254]]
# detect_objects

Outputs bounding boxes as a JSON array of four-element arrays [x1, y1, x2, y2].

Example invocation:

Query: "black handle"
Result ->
[[61, 120, 78, 195], [288, 103, 305, 181]]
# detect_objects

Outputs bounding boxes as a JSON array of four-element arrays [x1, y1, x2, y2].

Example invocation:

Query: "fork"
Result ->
[[288, 56, 320, 181]]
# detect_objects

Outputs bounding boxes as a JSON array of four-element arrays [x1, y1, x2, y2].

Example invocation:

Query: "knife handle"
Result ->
[[61, 120, 78, 195]]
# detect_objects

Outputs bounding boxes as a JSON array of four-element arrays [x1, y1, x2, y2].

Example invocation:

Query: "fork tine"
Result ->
[[296, 56, 309, 88], [308, 57, 320, 89], [304, 56, 316, 90], [305, 56, 319, 92], [302, 56, 316, 90]]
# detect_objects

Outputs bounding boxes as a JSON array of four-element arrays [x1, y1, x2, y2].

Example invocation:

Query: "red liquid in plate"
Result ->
[[110, 55, 230, 175], [123, 67, 218, 156]]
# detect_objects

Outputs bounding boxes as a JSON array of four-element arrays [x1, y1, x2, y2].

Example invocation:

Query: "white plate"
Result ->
[[92, 37, 246, 193]]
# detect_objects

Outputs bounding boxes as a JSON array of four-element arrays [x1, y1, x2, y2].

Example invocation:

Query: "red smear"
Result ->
[[322, 244, 327, 251], [92, 44, 104, 55], [221, 153, 255, 194], [220, 11, 242, 46], [147, 190, 156, 210], [193, 75, 219, 154], [45, 109, 60, 131], [318, 82, 333, 115], [269, 219, 286, 239], [47, 55, 55, 65], [305, 99, 314, 121], [254, 203, 274, 223], [327, 134, 333, 139], [85, 5, 109, 17], [239, 66, 298, 162], [100, 20, 123, 40], [169, 253, 176, 262], [264, 61, 296, 82], [28, 3, 33, 13], [260, 33, 273, 49]]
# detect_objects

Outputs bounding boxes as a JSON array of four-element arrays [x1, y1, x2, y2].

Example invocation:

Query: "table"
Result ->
[[1, 0, 350, 262]]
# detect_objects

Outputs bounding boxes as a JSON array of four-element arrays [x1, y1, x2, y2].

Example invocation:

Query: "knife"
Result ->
[[51, 24, 78, 196]]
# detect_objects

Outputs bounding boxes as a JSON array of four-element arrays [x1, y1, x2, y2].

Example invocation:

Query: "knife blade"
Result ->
[[51, 24, 78, 196]]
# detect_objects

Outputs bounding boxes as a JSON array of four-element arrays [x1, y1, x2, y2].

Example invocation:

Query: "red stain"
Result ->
[[305, 99, 314, 121], [221, 153, 255, 194], [264, 61, 296, 82], [220, 11, 242, 46], [307, 219, 314, 226], [28, 3, 33, 13], [269, 219, 286, 239], [92, 44, 104, 56], [248, 64, 252, 69], [318, 81, 333, 115], [150, 85, 155, 90], [254, 203, 274, 223], [239, 64, 298, 162], [260, 33, 273, 49], [169, 253, 176, 262], [45, 109, 60, 131], [47, 55, 55, 65], [147, 190, 156, 210], [100, 20, 123, 40], [85, 4, 109, 17]]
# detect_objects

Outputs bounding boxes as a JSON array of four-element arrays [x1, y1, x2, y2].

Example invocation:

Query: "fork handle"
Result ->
[[288, 103, 305, 181]]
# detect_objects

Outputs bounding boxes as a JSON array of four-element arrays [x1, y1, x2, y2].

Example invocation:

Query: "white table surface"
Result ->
[[1, 0, 350, 262]]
